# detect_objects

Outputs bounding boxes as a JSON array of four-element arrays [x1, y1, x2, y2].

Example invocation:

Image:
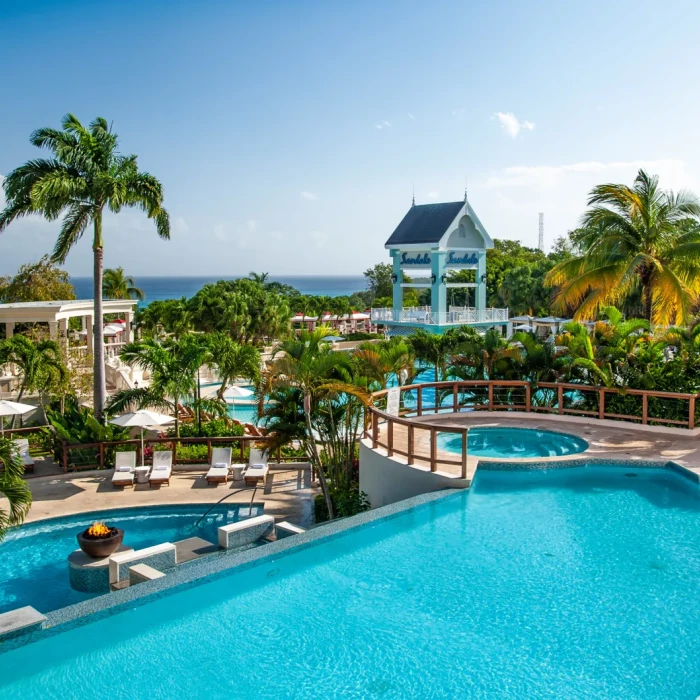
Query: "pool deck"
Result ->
[[16, 465, 317, 528], [387, 412, 700, 479]]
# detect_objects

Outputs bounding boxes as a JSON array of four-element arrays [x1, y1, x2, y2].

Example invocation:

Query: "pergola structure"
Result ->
[[0, 299, 137, 352]]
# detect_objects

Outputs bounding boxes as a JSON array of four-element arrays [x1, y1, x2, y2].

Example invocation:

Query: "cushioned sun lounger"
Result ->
[[12, 439, 34, 472], [206, 447, 232, 485], [149, 450, 172, 486], [243, 448, 269, 486], [112, 451, 136, 488]]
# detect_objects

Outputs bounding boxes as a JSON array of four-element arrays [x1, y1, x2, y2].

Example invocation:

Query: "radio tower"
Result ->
[[538, 213, 544, 252]]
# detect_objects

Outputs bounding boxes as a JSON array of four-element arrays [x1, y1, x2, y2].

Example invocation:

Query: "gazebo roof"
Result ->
[[385, 202, 465, 247]]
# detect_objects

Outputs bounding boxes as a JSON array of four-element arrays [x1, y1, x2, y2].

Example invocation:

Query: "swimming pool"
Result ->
[[438, 426, 588, 458], [0, 504, 262, 615], [1, 463, 699, 698]]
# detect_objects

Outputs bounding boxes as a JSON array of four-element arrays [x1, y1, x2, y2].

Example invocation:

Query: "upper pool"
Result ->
[[438, 425, 588, 458], [1, 464, 699, 698], [0, 503, 262, 615]]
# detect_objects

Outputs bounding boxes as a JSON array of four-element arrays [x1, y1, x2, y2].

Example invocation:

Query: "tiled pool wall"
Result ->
[[476, 457, 700, 485], [0, 490, 458, 655]]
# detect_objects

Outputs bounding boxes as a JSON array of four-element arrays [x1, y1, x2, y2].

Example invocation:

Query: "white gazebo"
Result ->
[[0, 299, 138, 353]]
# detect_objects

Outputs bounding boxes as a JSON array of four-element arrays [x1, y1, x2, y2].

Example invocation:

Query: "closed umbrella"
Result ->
[[0, 400, 36, 438], [109, 409, 175, 465]]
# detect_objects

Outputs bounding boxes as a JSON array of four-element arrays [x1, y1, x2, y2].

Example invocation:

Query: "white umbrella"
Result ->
[[0, 400, 36, 438], [109, 409, 174, 465], [222, 385, 254, 400]]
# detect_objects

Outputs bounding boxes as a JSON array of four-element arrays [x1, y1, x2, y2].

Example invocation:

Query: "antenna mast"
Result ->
[[538, 213, 544, 252]]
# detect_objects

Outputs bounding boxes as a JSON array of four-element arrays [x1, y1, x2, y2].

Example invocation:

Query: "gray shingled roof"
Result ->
[[385, 201, 464, 247]]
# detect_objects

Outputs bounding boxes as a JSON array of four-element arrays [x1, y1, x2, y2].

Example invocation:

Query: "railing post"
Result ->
[[642, 393, 648, 425], [62, 441, 68, 472], [172, 439, 178, 466], [99, 442, 105, 470], [599, 389, 605, 420], [372, 412, 379, 449], [387, 419, 394, 457], [430, 427, 437, 472], [240, 438, 245, 461], [488, 383, 494, 412], [407, 424, 414, 465], [206, 439, 212, 465], [417, 386, 422, 416], [525, 383, 531, 412], [557, 385, 564, 415], [453, 384, 459, 413], [690, 396, 696, 430], [461, 428, 468, 479]]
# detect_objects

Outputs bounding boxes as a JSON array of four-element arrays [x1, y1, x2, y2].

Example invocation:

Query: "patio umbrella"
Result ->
[[109, 409, 175, 464], [0, 400, 36, 438], [222, 385, 254, 400]]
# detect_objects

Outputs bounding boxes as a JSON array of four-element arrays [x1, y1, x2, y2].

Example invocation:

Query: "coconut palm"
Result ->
[[102, 267, 145, 301], [353, 338, 415, 390], [249, 272, 269, 285], [545, 169, 700, 326], [205, 333, 261, 401], [0, 336, 67, 422], [0, 114, 170, 419], [0, 438, 32, 541], [106, 335, 208, 436], [407, 327, 478, 383]]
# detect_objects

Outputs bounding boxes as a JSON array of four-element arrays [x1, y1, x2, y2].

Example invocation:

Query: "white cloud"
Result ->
[[376, 120, 392, 129], [310, 231, 328, 248], [426, 191, 439, 199], [484, 159, 695, 190], [300, 191, 318, 201], [408, 113, 415, 120], [173, 216, 189, 234], [494, 112, 535, 139]]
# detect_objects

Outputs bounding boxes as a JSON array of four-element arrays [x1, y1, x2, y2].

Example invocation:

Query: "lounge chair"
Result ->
[[111, 451, 136, 488], [149, 450, 172, 486], [12, 438, 35, 473], [205, 447, 232, 485], [244, 447, 269, 486]]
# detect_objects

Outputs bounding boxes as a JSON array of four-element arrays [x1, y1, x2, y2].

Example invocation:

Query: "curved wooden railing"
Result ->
[[364, 380, 700, 477]]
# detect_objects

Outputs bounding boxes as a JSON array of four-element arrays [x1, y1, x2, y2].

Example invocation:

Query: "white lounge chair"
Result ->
[[112, 451, 136, 488], [244, 447, 269, 486], [206, 447, 232, 485], [229, 446, 260, 481], [12, 438, 35, 473], [149, 450, 172, 487]]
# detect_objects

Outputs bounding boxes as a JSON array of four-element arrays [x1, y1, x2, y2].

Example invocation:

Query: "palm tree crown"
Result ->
[[0, 114, 169, 418], [103, 267, 145, 301], [545, 169, 700, 326]]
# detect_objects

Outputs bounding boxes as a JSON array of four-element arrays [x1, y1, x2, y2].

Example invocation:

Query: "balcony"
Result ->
[[370, 307, 509, 326]]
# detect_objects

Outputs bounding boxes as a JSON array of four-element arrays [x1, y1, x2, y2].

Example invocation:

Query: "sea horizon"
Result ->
[[70, 274, 368, 305]]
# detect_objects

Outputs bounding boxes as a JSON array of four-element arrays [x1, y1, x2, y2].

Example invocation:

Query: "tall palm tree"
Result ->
[[0, 114, 170, 419], [205, 333, 261, 401], [353, 338, 415, 390], [545, 169, 700, 326], [103, 267, 145, 301], [106, 335, 208, 436], [249, 272, 269, 285], [0, 439, 32, 541], [407, 327, 478, 383]]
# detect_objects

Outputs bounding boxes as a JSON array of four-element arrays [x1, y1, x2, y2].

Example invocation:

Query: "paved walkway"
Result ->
[[17, 465, 317, 528], [385, 413, 700, 479]]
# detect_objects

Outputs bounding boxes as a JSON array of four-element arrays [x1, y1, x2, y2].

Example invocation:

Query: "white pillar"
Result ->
[[85, 315, 94, 353], [58, 318, 69, 350], [48, 321, 58, 340], [124, 310, 134, 343], [4, 322, 13, 339]]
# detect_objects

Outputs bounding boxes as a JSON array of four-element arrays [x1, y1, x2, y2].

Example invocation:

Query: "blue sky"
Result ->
[[1, 0, 699, 276]]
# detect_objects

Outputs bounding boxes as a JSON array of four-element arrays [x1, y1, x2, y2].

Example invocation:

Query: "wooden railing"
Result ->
[[60, 434, 290, 472], [364, 380, 700, 475]]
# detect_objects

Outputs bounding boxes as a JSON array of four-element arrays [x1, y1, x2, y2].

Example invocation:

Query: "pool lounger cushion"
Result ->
[[206, 464, 230, 484], [244, 463, 269, 485], [149, 464, 172, 486], [112, 470, 135, 488]]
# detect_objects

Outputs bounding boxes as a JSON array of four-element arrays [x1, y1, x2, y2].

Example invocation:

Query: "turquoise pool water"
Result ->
[[1, 465, 699, 698], [438, 426, 588, 458], [0, 504, 262, 615]]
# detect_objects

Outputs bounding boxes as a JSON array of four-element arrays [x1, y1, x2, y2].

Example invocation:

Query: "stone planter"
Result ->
[[77, 527, 124, 559]]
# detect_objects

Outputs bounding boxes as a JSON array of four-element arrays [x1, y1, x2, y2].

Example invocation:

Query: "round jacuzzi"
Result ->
[[438, 426, 588, 459]]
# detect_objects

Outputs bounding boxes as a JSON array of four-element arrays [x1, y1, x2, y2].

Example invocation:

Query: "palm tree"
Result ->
[[555, 322, 615, 387], [106, 335, 208, 436], [0, 335, 67, 423], [407, 327, 478, 383], [0, 438, 32, 541], [249, 272, 269, 285], [206, 333, 261, 401], [103, 267, 145, 301], [545, 169, 700, 326], [353, 338, 415, 390], [0, 114, 170, 419]]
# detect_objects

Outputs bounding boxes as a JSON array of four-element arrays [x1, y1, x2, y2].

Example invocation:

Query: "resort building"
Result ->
[[370, 197, 509, 336]]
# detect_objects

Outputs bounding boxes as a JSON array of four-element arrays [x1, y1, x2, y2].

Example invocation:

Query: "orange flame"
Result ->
[[87, 522, 110, 537]]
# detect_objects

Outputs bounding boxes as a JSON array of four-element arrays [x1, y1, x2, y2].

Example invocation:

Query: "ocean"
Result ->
[[70, 275, 367, 304]]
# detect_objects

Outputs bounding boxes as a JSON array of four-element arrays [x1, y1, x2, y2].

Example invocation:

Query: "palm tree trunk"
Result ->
[[304, 393, 334, 520], [643, 283, 653, 324], [93, 212, 106, 421]]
